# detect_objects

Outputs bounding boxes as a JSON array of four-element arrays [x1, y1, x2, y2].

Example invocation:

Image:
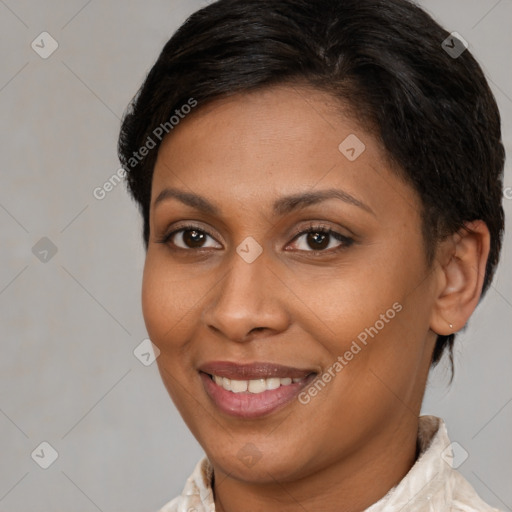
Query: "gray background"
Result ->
[[0, 1, 510, 511]]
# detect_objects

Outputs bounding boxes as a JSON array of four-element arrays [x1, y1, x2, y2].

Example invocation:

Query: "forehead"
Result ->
[[151, 85, 418, 220]]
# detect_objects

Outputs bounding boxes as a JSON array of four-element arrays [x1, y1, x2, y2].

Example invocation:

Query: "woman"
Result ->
[[118, 0, 505, 510]]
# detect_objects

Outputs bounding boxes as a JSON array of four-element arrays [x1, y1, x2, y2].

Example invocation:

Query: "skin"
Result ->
[[142, 85, 490, 512]]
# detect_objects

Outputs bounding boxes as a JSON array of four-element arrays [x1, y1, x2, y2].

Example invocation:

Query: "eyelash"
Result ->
[[157, 222, 354, 255], [288, 223, 354, 253]]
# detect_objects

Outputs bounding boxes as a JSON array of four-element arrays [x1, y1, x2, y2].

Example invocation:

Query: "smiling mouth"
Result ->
[[205, 373, 312, 394], [198, 363, 318, 418]]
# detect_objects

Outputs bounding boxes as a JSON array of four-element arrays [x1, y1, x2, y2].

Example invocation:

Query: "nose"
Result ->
[[201, 250, 291, 343]]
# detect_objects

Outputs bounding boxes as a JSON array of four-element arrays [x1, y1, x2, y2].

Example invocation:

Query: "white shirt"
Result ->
[[157, 415, 502, 512]]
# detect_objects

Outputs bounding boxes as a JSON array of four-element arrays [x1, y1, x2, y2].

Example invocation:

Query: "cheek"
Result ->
[[286, 238, 432, 377], [141, 254, 206, 419], [141, 252, 203, 350], [316, 266, 433, 419], [280, 258, 406, 351]]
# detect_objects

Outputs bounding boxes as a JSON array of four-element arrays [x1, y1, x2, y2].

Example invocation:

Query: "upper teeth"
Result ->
[[212, 375, 304, 394]]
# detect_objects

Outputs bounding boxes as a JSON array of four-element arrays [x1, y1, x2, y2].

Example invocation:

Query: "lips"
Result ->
[[198, 361, 318, 418], [198, 361, 315, 380]]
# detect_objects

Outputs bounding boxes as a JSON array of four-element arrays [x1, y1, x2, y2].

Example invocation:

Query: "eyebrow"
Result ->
[[153, 187, 375, 216]]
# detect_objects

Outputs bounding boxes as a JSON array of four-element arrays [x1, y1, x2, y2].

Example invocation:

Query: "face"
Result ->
[[142, 85, 439, 484]]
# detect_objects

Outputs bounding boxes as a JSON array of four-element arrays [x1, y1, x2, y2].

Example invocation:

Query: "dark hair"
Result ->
[[118, 0, 505, 370]]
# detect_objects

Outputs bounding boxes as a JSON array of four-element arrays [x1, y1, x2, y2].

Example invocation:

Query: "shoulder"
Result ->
[[155, 495, 180, 512], [366, 416, 504, 512], [449, 469, 503, 512], [154, 456, 215, 512]]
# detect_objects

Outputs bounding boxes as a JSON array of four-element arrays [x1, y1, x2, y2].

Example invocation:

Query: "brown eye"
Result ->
[[306, 231, 330, 250], [289, 226, 354, 253], [162, 225, 222, 250], [181, 229, 207, 248]]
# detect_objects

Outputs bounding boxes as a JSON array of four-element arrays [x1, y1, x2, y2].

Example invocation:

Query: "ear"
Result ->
[[430, 220, 491, 336]]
